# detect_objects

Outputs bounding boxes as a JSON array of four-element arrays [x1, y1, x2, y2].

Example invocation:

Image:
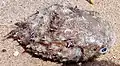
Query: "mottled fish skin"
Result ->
[[6, 4, 115, 63]]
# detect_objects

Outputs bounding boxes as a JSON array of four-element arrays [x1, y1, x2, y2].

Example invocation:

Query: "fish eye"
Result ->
[[99, 47, 108, 54]]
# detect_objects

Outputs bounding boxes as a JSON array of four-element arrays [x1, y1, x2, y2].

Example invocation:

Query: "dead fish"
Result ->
[[6, 4, 115, 64]]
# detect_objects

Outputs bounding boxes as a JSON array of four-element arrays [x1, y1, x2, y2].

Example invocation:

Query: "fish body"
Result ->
[[6, 4, 115, 63]]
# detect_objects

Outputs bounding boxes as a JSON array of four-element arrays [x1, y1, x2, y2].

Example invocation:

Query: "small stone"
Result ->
[[13, 51, 19, 56], [1, 49, 7, 52]]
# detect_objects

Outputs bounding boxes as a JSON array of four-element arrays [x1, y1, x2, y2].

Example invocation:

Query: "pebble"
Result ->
[[1, 49, 7, 52], [13, 51, 19, 56]]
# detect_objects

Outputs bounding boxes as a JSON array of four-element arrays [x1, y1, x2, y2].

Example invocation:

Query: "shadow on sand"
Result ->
[[62, 60, 120, 66]]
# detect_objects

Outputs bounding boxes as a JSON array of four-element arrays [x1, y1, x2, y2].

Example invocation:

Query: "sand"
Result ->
[[0, 0, 120, 66]]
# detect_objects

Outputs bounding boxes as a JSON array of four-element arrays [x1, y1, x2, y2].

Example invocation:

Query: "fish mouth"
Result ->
[[78, 44, 102, 62]]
